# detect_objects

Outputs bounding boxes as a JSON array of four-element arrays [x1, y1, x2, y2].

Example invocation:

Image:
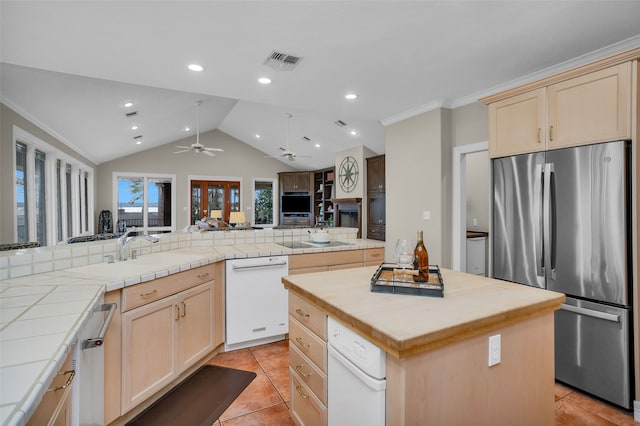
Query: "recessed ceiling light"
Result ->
[[184, 126, 191, 132], [315, 143, 321, 148], [188, 63, 204, 72], [345, 93, 357, 100], [349, 129, 359, 136], [255, 134, 261, 139], [123, 101, 135, 108], [130, 124, 139, 130], [258, 77, 271, 85], [135, 140, 142, 145]]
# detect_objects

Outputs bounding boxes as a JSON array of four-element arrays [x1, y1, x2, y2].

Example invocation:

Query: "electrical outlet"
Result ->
[[488, 334, 501, 367], [473, 217, 478, 226]]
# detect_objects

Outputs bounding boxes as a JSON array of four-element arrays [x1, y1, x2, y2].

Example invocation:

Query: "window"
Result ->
[[114, 173, 175, 233], [190, 180, 240, 224], [13, 127, 94, 245], [253, 179, 275, 226]]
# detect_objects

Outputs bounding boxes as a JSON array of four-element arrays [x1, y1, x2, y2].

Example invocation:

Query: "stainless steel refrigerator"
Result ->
[[492, 140, 633, 408]]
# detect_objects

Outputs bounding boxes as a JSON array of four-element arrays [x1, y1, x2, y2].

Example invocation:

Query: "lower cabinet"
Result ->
[[288, 248, 384, 275], [28, 349, 74, 426], [121, 280, 214, 413], [289, 293, 327, 426]]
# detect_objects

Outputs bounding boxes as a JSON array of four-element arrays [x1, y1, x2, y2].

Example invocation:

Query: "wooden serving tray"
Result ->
[[370, 263, 444, 297]]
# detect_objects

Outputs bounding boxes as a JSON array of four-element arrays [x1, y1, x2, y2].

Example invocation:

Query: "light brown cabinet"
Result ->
[[366, 155, 385, 241], [28, 350, 74, 426], [289, 293, 328, 426], [288, 248, 384, 275], [121, 280, 214, 412], [487, 62, 632, 158], [104, 262, 223, 421]]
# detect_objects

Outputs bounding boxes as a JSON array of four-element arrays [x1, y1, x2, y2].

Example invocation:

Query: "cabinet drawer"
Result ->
[[122, 264, 215, 311], [290, 368, 327, 426], [28, 351, 74, 426], [290, 344, 327, 405], [289, 293, 327, 339], [290, 317, 327, 373], [289, 250, 363, 269], [364, 248, 384, 263]]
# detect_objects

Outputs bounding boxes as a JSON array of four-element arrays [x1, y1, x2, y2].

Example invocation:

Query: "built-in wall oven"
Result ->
[[225, 256, 289, 351]]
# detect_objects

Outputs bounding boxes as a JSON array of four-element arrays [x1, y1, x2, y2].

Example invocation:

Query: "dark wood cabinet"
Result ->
[[280, 172, 311, 193], [366, 155, 385, 240], [313, 168, 335, 226], [279, 172, 313, 226]]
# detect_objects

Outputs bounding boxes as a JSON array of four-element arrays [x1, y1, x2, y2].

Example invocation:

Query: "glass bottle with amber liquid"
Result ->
[[413, 230, 429, 282]]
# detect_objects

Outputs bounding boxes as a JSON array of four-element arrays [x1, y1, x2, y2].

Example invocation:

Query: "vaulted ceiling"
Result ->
[[1, 1, 639, 169]]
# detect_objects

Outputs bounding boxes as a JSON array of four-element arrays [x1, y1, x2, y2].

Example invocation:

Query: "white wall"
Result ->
[[97, 128, 297, 230], [465, 150, 490, 232]]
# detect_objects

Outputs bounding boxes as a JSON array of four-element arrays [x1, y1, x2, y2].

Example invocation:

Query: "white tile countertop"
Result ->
[[0, 236, 384, 425]]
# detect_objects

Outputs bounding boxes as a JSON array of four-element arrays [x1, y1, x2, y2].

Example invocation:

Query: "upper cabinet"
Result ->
[[280, 172, 311, 193], [486, 61, 632, 158], [366, 155, 385, 241]]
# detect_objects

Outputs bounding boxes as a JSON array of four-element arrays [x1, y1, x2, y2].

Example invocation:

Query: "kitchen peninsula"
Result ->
[[0, 228, 382, 426], [283, 267, 565, 425]]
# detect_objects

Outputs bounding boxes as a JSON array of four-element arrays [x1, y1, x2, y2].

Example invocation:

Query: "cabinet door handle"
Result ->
[[140, 289, 158, 298], [175, 305, 180, 321], [295, 308, 309, 318], [549, 125, 554, 142], [181, 301, 186, 317], [49, 370, 75, 392], [295, 337, 310, 349], [197, 272, 209, 279], [295, 385, 310, 399], [295, 365, 311, 377], [537, 128, 542, 144]]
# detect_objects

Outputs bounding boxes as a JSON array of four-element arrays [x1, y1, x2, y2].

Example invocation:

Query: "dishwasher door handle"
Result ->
[[231, 261, 287, 271], [83, 303, 117, 349]]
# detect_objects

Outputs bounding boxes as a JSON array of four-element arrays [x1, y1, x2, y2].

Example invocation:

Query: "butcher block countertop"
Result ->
[[282, 266, 565, 358]]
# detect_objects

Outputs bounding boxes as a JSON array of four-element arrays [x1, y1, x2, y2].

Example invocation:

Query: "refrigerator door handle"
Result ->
[[534, 163, 544, 277], [560, 303, 620, 323], [543, 163, 557, 281]]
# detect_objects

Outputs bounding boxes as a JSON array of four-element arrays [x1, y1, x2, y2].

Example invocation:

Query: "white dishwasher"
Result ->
[[225, 256, 289, 351], [328, 316, 386, 425]]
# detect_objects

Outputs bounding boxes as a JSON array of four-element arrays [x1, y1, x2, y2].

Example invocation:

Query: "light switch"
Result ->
[[473, 217, 478, 226], [488, 334, 501, 367], [423, 211, 431, 220]]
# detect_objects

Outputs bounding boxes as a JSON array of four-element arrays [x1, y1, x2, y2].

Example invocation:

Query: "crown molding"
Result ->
[[1, 96, 96, 164], [381, 34, 640, 125]]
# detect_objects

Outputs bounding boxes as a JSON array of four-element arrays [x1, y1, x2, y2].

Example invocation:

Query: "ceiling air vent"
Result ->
[[334, 120, 348, 127], [133, 135, 142, 140], [125, 111, 138, 117], [302, 136, 311, 142], [264, 50, 303, 71]]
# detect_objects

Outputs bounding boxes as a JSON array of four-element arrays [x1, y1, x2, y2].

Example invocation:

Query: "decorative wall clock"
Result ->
[[338, 155, 359, 193]]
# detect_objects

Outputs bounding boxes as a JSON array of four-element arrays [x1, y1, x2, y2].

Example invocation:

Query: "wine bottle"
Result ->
[[413, 230, 429, 282]]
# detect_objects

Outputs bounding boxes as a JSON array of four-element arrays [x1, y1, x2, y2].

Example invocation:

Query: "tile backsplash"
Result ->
[[0, 228, 358, 280]]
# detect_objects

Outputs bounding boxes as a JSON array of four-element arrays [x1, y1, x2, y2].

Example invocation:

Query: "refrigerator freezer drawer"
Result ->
[[554, 297, 631, 409]]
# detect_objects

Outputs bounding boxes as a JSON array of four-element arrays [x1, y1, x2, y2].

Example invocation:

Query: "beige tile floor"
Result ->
[[208, 339, 637, 425]]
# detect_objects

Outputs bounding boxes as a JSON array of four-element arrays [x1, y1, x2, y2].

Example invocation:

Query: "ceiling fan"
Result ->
[[266, 113, 311, 161], [174, 101, 224, 157]]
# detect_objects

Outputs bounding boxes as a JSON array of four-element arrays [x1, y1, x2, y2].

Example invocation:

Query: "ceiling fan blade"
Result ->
[[173, 149, 190, 154], [175, 146, 191, 150], [202, 150, 216, 157], [203, 147, 224, 152]]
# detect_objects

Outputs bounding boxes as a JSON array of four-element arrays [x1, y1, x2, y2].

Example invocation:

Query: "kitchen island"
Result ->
[[283, 266, 565, 425]]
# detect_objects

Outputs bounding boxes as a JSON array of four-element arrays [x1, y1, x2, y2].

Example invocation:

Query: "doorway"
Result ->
[[452, 141, 489, 272], [190, 180, 240, 224]]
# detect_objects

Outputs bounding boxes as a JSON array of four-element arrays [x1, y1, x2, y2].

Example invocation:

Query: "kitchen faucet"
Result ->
[[117, 227, 159, 261]]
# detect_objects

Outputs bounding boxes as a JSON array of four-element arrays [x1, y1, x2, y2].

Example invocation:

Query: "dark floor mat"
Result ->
[[126, 365, 257, 426]]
